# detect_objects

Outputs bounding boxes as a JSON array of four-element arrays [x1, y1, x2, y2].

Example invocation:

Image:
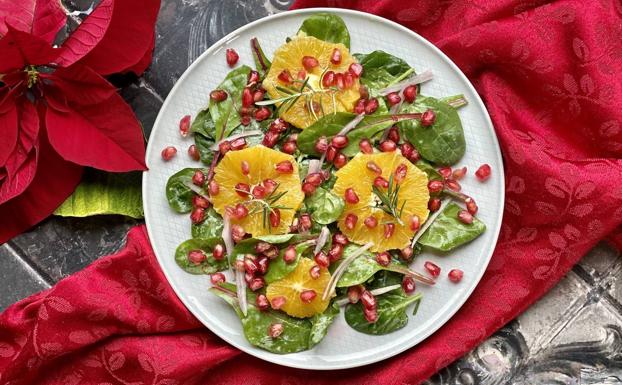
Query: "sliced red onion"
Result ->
[[185, 182, 211, 200], [322, 242, 374, 301], [307, 159, 321, 176], [313, 226, 330, 255], [379, 70, 433, 96], [222, 216, 234, 257], [337, 113, 365, 136], [235, 255, 248, 316], [223, 215, 246, 315], [208, 130, 262, 151]]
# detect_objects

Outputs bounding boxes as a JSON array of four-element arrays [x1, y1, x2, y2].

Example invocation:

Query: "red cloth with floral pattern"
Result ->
[[1, 1, 622, 384]]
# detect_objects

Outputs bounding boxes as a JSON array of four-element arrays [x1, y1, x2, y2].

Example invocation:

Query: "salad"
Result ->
[[163, 13, 491, 354]]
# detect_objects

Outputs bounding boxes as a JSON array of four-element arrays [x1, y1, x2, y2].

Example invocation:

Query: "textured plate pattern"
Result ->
[[143, 8, 504, 370]]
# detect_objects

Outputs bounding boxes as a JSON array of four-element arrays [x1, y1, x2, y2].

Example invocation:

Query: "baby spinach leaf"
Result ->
[[191, 208, 223, 238], [210, 65, 252, 140], [166, 168, 207, 213], [298, 12, 350, 48], [398, 95, 466, 166], [354, 51, 411, 77], [418, 202, 486, 251], [345, 291, 422, 335], [334, 244, 405, 287], [190, 108, 216, 138], [194, 133, 215, 165], [305, 187, 345, 225], [175, 237, 228, 274], [415, 160, 442, 181], [367, 271, 403, 289], [309, 302, 340, 348], [357, 68, 399, 95], [264, 240, 315, 283]]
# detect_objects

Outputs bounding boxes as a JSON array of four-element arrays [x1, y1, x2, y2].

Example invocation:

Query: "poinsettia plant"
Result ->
[[0, 0, 160, 243]]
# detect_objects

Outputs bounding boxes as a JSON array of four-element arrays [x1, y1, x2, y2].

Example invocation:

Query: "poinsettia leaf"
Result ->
[[45, 91, 147, 172], [0, 26, 58, 72], [0, 137, 82, 244], [54, 0, 113, 68], [0, 0, 66, 44], [75, 0, 160, 75], [47, 64, 117, 106], [123, 31, 155, 75], [0, 93, 18, 167]]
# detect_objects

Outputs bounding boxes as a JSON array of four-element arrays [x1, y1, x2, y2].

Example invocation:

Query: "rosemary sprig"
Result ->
[[240, 183, 291, 230], [371, 174, 406, 225]]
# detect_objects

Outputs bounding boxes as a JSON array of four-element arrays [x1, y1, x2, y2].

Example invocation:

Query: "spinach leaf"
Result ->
[[398, 95, 466, 166], [354, 51, 412, 77], [191, 208, 223, 238], [345, 291, 422, 335], [305, 187, 345, 225], [190, 108, 216, 138], [367, 270, 403, 289], [357, 68, 399, 94], [415, 160, 442, 181], [210, 65, 251, 140], [264, 240, 315, 283], [309, 302, 340, 348], [165, 168, 207, 213], [334, 244, 406, 287], [175, 237, 228, 274], [194, 133, 215, 165], [298, 12, 350, 48], [418, 202, 486, 251]]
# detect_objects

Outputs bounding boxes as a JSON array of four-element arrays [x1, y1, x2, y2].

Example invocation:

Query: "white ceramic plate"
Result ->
[[143, 8, 504, 370]]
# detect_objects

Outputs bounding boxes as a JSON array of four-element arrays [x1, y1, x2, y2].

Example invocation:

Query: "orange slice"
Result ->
[[331, 151, 430, 252]]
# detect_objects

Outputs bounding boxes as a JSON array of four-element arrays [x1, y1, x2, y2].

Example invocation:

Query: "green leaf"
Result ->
[[357, 68, 399, 95], [305, 187, 345, 225], [334, 244, 406, 287], [264, 240, 315, 283], [165, 168, 207, 213], [54, 169, 143, 218], [229, 234, 314, 265], [309, 302, 339, 348], [190, 108, 216, 138], [298, 12, 350, 48], [345, 291, 422, 335], [210, 65, 252, 140], [354, 51, 412, 77], [251, 37, 271, 76], [398, 95, 466, 166], [418, 203, 486, 251], [191, 208, 223, 238], [175, 237, 228, 274], [366, 271, 403, 289], [194, 133, 215, 165], [415, 160, 443, 181]]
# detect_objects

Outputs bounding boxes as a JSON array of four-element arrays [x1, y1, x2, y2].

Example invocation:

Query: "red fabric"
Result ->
[[2, 1, 622, 383]]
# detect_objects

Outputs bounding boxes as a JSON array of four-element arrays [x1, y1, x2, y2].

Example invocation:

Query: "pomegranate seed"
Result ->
[[305, 172, 323, 187], [446, 179, 461, 191], [364, 216, 378, 228], [271, 296, 286, 310], [359, 85, 369, 99], [348, 286, 362, 303], [244, 257, 258, 274], [244, 272, 254, 284], [364, 98, 379, 114], [233, 203, 248, 219], [314, 251, 330, 268], [359, 139, 373, 154], [428, 180, 444, 193], [466, 197, 478, 215], [438, 167, 452, 179], [299, 214, 312, 232], [388, 126, 400, 143], [348, 62, 363, 77], [240, 116, 251, 126], [364, 307, 378, 323], [257, 255, 269, 273], [330, 48, 342, 64], [328, 243, 343, 262], [354, 98, 366, 114], [345, 213, 358, 230], [314, 136, 329, 154], [210, 272, 226, 285], [255, 241, 271, 254], [400, 246, 414, 261], [280, 246, 295, 264], [374, 176, 389, 188], [219, 140, 231, 155], [253, 89, 265, 102], [161, 146, 177, 161], [277, 69, 293, 84], [376, 252, 391, 266], [262, 131, 279, 148], [452, 166, 467, 180], [421, 109, 436, 126], [394, 163, 408, 183], [428, 198, 441, 212], [240, 160, 250, 175], [424, 261, 441, 277], [410, 215, 421, 232], [254, 107, 271, 121], [208, 180, 220, 196], [302, 55, 319, 71], [366, 161, 382, 174], [249, 277, 265, 291], [360, 290, 376, 310], [322, 71, 335, 88], [263, 245, 279, 260], [379, 139, 397, 152], [344, 188, 359, 204], [188, 250, 206, 265], [400, 142, 414, 158], [300, 290, 316, 303], [309, 265, 321, 279], [225, 48, 239, 66], [192, 195, 210, 209], [247, 70, 260, 85], [269, 118, 288, 133], [302, 182, 317, 195], [448, 269, 464, 283], [190, 207, 205, 224], [268, 323, 284, 338], [188, 144, 200, 161], [331, 134, 349, 149], [230, 137, 247, 151], [275, 160, 293, 174], [212, 244, 225, 260], [335, 73, 345, 89], [235, 182, 250, 197], [402, 276, 416, 293], [297, 69, 307, 80], [256, 294, 269, 311], [210, 89, 228, 102], [282, 141, 297, 154], [231, 225, 246, 243], [333, 153, 348, 168], [475, 164, 491, 181], [344, 72, 354, 88], [332, 233, 348, 245], [384, 223, 395, 239], [269, 209, 281, 227], [386, 92, 401, 106], [403, 85, 417, 103], [457, 209, 473, 224], [242, 87, 253, 108], [179, 115, 191, 137], [326, 146, 338, 162]]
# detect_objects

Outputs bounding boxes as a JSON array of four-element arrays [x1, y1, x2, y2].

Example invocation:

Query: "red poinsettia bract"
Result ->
[[0, 0, 160, 243]]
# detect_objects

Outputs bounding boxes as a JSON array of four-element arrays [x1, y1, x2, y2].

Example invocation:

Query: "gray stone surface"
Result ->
[[1, 1, 621, 383]]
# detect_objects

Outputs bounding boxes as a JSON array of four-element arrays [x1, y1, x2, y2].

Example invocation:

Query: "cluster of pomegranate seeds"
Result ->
[[262, 118, 289, 148], [179, 115, 191, 137], [424, 261, 441, 277], [360, 290, 378, 323], [210, 272, 226, 285], [225, 48, 239, 67], [475, 164, 491, 181], [448, 269, 463, 283], [354, 97, 379, 115], [161, 146, 177, 161]]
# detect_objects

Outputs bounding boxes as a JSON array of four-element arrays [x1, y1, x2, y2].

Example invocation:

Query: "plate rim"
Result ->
[[143, 7, 505, 370]]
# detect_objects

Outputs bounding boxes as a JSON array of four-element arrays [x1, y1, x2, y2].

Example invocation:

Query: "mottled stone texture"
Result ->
[[2, 1, 621, 383]]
